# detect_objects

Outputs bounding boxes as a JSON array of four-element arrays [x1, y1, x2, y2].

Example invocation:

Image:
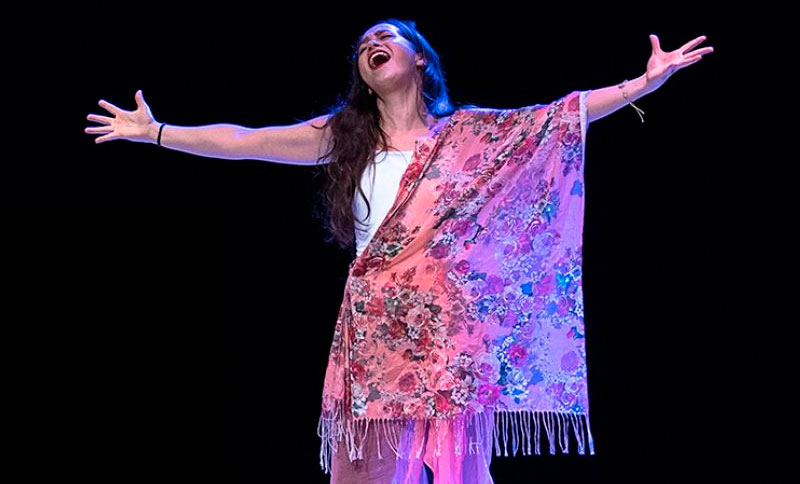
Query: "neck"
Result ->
[[375, 85, 434, 134]]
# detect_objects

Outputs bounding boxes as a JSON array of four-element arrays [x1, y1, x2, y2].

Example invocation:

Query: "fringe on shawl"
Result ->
[[317, 398, 595, 474]]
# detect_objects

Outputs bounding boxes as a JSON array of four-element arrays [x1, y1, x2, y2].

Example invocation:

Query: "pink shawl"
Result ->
[[319, 89, 594, 483]]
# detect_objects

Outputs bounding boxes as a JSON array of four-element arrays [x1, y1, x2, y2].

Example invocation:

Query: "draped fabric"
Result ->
[[319, 89, 595, 484]]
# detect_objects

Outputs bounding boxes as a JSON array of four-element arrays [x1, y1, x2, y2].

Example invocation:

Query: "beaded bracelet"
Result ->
[[618, 79, 646, 123]]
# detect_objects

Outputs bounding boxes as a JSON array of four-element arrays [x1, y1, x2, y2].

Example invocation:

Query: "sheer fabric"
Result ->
[[329, 411, 495, 484]]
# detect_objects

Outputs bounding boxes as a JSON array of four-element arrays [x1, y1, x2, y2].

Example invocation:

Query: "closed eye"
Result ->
[[359, 34, 394, 55]]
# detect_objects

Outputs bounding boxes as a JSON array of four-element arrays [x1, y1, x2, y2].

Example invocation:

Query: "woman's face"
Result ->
[[356, 23, 426, 95]]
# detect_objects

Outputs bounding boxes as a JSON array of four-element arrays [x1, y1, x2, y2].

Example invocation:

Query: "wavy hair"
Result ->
[[309, 18, 477, 256]]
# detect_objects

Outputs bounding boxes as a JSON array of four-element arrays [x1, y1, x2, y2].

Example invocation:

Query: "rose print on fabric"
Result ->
[[319, 90, 595, 480]]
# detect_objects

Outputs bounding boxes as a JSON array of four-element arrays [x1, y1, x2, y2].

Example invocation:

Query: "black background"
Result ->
[[6, 2, 786, 483]]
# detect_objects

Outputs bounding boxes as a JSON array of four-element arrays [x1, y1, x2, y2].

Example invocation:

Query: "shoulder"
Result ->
[[457, 90, 586, 119], [452, 106, 504, 126], [453, 105, 539, 126]]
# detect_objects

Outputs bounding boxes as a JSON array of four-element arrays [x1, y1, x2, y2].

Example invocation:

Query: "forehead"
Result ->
[[357, 24, 398, 45]]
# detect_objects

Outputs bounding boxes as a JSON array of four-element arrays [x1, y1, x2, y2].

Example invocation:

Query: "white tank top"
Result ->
[[353, 150, 415, 256]]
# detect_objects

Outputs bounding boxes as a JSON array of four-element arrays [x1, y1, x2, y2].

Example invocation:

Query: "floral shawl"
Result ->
[[318, 89, 595, 483]]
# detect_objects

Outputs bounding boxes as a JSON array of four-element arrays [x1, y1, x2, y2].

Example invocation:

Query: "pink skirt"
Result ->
[[329, 412, 496, 484]]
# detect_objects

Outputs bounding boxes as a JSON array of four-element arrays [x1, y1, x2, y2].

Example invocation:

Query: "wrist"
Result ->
[[148, 122, 163, 145], [617, 74, 648, 123], [628, 73, 652, 100]]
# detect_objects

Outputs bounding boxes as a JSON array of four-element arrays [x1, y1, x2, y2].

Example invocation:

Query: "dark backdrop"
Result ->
[[6, 2, 784, 483]]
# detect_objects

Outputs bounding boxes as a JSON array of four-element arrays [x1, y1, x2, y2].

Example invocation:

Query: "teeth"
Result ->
[[369, 51, 390, 68]]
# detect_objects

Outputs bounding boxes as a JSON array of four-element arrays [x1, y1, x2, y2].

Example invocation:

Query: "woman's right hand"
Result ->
[[85, 90, 159, 144]]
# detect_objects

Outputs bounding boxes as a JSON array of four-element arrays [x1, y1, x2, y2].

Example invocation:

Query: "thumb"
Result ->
[[649, 34, 660, 52], [135, 89, 145, 107]]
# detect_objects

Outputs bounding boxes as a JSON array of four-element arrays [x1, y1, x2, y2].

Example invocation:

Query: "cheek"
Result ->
[[395, 48, 416, 65]]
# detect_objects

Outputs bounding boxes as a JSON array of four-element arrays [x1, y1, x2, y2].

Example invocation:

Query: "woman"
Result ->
[[86, 18, 712, 484]]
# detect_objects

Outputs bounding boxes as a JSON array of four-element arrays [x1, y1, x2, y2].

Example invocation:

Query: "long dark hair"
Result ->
[[309, 18, 477, 256]]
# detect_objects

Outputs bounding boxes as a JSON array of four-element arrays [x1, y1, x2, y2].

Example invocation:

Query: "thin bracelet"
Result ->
[[157, 122, 166, 146], [618, 80, 645, 123]]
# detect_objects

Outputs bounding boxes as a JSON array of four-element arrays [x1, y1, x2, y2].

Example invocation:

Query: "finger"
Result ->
[[98, 99, 122, 115], [85, 125, 113, 133], [681, 35, 707, 54], [649, 34, 661, 52], [682, 59, 702, 68], [684, 47, 713, 58], [87, 113, 114, 124], [135, 89, 145, 108], [95, 133, 115, 144], [677, 56, 703, 68]]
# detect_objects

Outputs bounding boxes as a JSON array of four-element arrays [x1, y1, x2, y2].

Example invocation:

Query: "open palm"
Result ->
[[85, 90, 159, 144], [645, 34, 714, 91]]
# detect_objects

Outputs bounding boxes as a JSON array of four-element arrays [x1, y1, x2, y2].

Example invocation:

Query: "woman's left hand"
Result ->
[[645, 34, 714, 92]]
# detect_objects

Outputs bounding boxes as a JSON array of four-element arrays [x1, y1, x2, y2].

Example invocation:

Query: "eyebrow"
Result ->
[[358, 29, 392, 47]]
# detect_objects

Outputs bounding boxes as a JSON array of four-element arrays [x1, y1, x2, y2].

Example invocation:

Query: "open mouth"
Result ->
[[369, 51, 391, 70]]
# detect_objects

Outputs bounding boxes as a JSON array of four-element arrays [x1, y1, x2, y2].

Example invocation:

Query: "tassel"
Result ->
[[524, 411, 531, 455], [511, 411, 519, 455], [375, 419, 382, 460], [455, 413, 462, 456], [544, 411, 554, 455], [318, 404, 597, 475], [493, 411, 501, 456], [502, 411, 510, 456]]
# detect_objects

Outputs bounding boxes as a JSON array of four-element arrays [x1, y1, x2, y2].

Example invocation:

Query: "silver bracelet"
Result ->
[[618, 79, 645, 123]]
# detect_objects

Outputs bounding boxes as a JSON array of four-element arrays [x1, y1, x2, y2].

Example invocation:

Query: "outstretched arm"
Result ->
[[586, 73, 651, 124], [587, 34, 714, 124]]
